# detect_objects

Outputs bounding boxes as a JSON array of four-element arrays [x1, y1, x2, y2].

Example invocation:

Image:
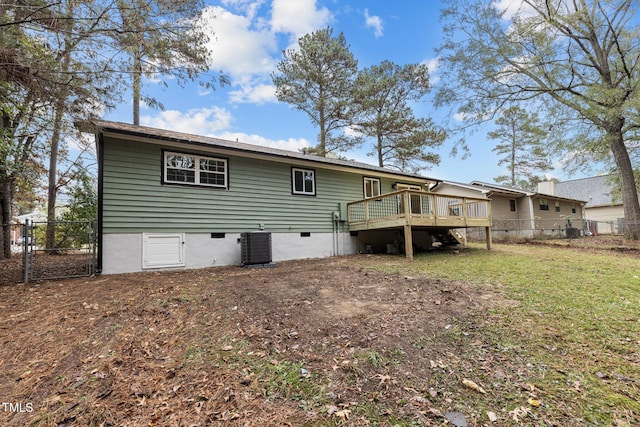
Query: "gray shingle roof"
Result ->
[[552, 175, 618, 207], [471, 181, 587, 203]]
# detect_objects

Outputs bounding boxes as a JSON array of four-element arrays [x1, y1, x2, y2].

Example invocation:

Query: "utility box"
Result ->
[[240, 232, 272, 265], [566, 228, 580, 238]]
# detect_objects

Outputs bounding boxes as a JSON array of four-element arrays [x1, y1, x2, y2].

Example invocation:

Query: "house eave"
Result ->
[[80, 119, 440, 186]]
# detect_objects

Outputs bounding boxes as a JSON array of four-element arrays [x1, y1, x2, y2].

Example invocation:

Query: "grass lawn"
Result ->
[[356, 242, 640, 426]]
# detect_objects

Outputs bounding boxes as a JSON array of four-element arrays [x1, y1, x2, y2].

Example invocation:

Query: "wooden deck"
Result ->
[[347, 190, 492, 259]]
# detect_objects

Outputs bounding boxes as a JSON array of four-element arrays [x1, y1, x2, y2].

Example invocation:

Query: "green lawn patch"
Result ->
[[357, 243, 640, 425]]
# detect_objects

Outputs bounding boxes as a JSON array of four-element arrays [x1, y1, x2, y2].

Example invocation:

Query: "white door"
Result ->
[[142, 233, 185, 269]]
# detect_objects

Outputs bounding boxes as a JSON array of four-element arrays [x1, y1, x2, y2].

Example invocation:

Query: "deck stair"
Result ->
[[432, 230, 461, 248]]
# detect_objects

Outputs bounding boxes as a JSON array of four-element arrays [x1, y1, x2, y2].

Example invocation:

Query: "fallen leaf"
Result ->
[[527, 397, 541, 407], [462, 378, 486, 394], [325, 405, 338, 415], [334, 409, 351, 420], [411, 395, 427, 404], [376, 374, 391, 385], [487, 411, 498, 422], [429, 407, 444, 418], [509, 406, 531, 421]]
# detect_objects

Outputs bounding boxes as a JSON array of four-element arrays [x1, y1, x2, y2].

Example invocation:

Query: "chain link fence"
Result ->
[[17, 219, 97, 283], [465, 218, 623, 242]]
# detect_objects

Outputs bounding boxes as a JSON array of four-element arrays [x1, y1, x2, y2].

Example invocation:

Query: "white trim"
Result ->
[[396, 183, 423, 191], [292, 167, 316, 195], [364, 177, 381, 198], [164, 151, 228, 188]]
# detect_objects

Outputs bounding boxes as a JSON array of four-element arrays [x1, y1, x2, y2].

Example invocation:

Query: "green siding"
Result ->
[[102, 137, 410, 233]]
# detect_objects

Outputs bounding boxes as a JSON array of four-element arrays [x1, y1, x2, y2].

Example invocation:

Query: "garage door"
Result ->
[[142, 233, 185, 269]]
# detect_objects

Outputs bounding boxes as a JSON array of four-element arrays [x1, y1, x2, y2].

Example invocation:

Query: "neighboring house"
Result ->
[[11, 210, 45, 245], [431, 180, 492, 199], [81, 120, 492, 274], [470, 181, 587, 239], [537, 176, 623, 234], [429, 180, 492, 243]]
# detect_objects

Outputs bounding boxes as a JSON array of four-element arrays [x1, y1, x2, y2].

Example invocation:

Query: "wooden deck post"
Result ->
[[403, 190, 414, 260], [486, 226, 492, 250], [404, 223, 414, 260]]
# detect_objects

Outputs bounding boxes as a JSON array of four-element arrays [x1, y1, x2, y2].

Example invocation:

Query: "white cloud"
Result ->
[[364, 9, 383, 38], [422, 57, 440, 85], [271, 0, 332, 37], [228, 81, 277, 104], [453, 112, 467, 122], [201, 6, 276, 78], [221, 0, 267, 20], [215, 131, 311, 152], [139, 107, 311, 153], [199, 1, 331, 106], [140, 106, 233, 135], [492, 0, 537, 20]]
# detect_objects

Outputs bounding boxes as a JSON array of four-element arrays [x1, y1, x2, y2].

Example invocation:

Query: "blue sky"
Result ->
[[103, 0, 578, 184]]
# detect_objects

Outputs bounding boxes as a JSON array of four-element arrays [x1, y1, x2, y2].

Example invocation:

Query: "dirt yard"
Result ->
[[1, 254, 515, 426]]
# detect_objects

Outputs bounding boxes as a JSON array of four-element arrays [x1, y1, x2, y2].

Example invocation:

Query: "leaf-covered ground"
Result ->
[[0, 254, 518, 426]]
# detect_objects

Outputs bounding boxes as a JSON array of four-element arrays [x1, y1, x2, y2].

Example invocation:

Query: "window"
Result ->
[[292, 168, 315, 195], [509, 199, 517, 212], [539, 199, 549, 211], [572, 205, 577, 214], [555, 201, 561, 213], [364, 177, 381, 198], [164, 151, 227, 188]]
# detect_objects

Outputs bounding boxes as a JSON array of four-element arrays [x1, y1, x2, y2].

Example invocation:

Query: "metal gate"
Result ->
[[22, 219, 97, 283]]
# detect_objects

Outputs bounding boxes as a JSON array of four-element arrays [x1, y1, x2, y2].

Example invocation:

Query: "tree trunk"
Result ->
[[0, 180, 12, 259], [0, 111, 14, 260], [610, 127, 640, 239], [377, 132, 384, 168], [510, 121, 516, 187], [318, 105, 326, 156], [46, 103, 64, 249], [133, 43, 142, 125], [46, 35, 73, 249]]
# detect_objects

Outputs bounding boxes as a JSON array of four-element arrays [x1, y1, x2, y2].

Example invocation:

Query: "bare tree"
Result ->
[[437, 0, 640, 238]]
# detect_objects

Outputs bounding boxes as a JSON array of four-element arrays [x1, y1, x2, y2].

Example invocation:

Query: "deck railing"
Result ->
[[347, 190, 491, 229]]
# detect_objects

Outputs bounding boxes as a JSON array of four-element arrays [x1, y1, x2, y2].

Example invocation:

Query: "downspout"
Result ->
[[331, 211, 337, 256], [581, 202, 587, 240], [528, 196, 536, 236], [96, 130, 105, 274]]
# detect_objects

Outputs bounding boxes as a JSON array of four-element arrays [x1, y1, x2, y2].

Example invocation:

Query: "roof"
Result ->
[[433, 180, 492, 195], [80, 119, 438, 183], [470, 181, 535, 197], [470, 181, 587, 203], [552, 175, 619, 208]]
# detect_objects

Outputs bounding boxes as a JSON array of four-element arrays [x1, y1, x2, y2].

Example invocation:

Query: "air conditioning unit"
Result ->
[[240, 231, 272, 265]]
